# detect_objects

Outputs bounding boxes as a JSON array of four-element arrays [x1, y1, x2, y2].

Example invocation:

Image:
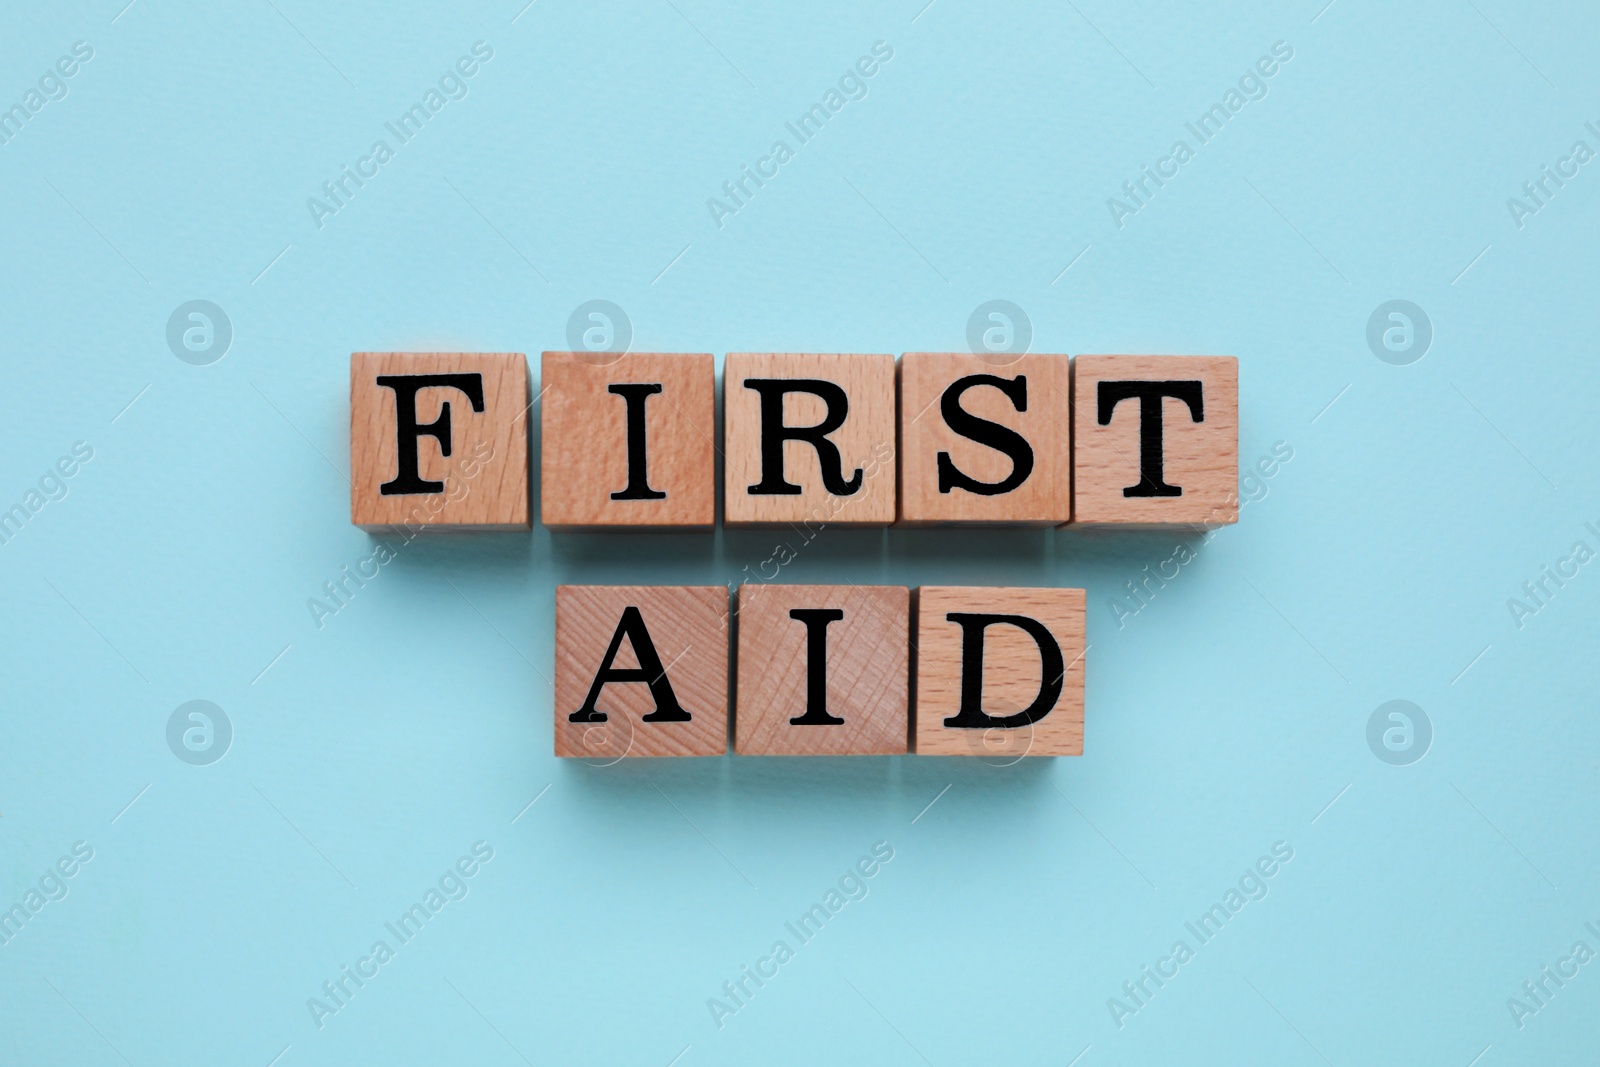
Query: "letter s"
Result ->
[[935, 375, 1034, 497]]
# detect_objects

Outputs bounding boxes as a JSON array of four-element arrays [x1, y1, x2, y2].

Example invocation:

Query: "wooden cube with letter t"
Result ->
[[540, 351, 715, 530], [898, 351, 1071, 525], [723, 353, 897, 527], [734, 583, 908, 755], [913, 586, 1086, 757], [554, 585, 728, 758], [350, 352, 530, 530], [1070, 355, 1237, 529]]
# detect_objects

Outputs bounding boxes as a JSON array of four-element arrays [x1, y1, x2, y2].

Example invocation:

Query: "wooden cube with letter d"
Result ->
[[913, 586, 1085, 757]]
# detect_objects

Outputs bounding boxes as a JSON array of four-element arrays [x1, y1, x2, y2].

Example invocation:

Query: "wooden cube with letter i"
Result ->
[[913, 586, 1086, 757], [540, 351, 716, 530], [1070, 355, 1237, 529], [350, 352, 530, 530], [734, 583, 908, 755], [555, 585, 729, 758]]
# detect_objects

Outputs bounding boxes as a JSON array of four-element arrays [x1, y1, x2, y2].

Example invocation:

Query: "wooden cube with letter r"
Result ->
[[723, 353, 897, 527], [555, 585, 728, 758], [350, 352, 530, 530], [913, 586, 1085, 757]]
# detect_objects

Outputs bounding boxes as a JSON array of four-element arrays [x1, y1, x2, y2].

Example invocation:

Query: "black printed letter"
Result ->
[[942, 613, 1064, 729], [744, 379, 863, 497], [376, 373, 485, 496], [1096, 380, 1203, 497], [569, 606, 691, 724], [788, 608, 845, 725], [937, 374, 1034, 496], [607, 383, 667, 501]]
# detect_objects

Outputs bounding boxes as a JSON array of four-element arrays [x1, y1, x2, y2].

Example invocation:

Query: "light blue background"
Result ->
[[3, 1, 1597, 1064]]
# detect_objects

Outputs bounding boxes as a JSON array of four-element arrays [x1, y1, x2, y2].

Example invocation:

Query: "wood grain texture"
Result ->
[[1069, 355, 1237, 529], [913, 586, 1085, 757], [350, 352, 530, 530], [554, 585, 728, 758], [539, 352, 715, 530], [898, 352, 1071, 525], [734, 583, 908, 755], [723, 353, 897, 527]]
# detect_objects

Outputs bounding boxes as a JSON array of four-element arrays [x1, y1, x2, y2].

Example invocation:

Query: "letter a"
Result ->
[[569, 606, 692, 724]]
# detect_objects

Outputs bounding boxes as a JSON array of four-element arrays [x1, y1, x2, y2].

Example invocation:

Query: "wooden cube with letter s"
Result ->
[[898, 351, 1071, 525], [350, 352, 530, 530]]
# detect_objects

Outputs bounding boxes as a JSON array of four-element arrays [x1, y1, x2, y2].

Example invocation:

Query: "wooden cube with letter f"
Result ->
[[350, 352, 530, 530]]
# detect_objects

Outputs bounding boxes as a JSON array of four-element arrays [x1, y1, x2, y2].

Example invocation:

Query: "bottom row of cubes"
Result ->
[[554, 585, 1086, 757]]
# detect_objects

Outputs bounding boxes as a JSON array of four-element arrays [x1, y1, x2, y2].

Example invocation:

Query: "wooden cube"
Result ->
[[723, 353, 896, 527], [913, 586, 1085, 757], [734, 583, 908, 755], [350, 352, 530, 530], [1070, 355, 1237, 529], [554, 585, 728, 758], [540, 352, 715, 530], [898, 352, 1071, 525]]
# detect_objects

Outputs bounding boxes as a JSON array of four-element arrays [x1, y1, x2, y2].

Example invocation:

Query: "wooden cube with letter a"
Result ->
[[540, 351, 715, 530], [734, 584, 908, 755], [350, 352, 530, 530], [1070, 355, 1237, 529], [898, 352, 1071, 525], [723, 353, 896, 527], [913, 587, 1085, 757], [555, 586, 728, 758]]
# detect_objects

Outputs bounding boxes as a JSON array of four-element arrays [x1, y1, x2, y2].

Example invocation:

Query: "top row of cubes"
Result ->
[[350, 351, 1237, 531]]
